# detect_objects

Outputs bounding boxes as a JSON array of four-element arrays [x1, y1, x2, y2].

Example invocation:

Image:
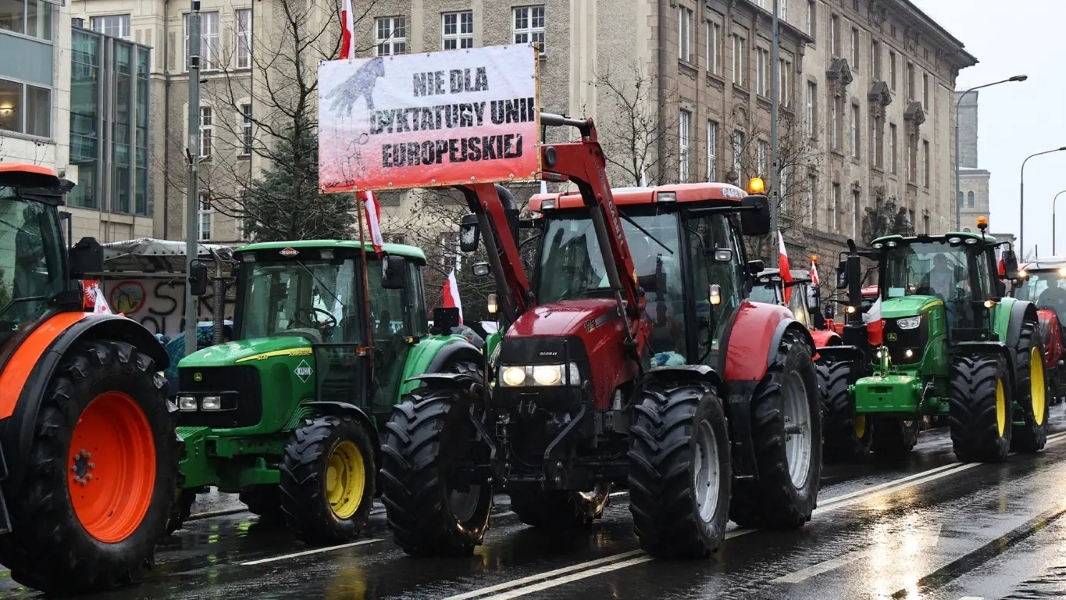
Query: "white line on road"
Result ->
[[239, 538, 382, 566], [771, 524, 942, 584], [442, 550, 647, 600], [771, 552, 868, 584], [478, 556, 656, 600]]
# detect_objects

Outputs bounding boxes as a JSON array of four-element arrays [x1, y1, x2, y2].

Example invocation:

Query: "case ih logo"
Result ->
[[280, 247, 299, 257]]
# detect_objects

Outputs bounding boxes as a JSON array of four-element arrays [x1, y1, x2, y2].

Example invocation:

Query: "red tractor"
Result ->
[[1012, 259, 1066, 404], [0, 164, 178, 594], [750, 268, 841, 348], [379, 114, 822, 558]]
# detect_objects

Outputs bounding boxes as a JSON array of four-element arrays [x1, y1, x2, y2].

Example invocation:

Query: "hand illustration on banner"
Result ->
[[325, 56, 385, 115]]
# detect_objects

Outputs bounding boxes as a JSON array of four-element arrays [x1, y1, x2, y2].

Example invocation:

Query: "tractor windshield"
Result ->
[[883, 241, 970, 300], [1015, 269, 1066, 317], [237, 258, 360, 343], [749, 281, 781, 304], [0, 192, 67, 342]]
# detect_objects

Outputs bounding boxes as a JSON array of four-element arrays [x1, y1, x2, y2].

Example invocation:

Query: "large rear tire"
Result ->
[[628, 379, 731, 558], [1011, 322, 1049, 453], [948, 354, 1011, 463], [0, 339, 178, 595], [379, 361, 492, 557], [508, 485, 611, 529], [729, 330, 821, 529], [817, 360, 871, 463]]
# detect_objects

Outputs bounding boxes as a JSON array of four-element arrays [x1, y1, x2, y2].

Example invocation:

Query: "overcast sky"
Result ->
[[908, 0, 1066, 258]]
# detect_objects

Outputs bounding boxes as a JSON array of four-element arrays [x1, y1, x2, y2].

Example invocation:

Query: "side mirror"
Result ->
[[1002, 248, 1019, 279], [747, 259, 764, 275], [188, 260, 209, 297], [68, 237, 104, 278], [381, 255, 406, 289], [459, 214, 480, 253], [740, 195, 771, 236], [836, 259, 848, 290], [995, 280, 1006, 298], [431, 307, 461, 334], [824, 301, 836, 318]]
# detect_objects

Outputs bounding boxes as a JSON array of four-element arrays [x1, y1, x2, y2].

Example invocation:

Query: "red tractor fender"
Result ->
[[721, 301, 815, 382], [810, 329, 842, 350], [1037, 308, 1064, 368]]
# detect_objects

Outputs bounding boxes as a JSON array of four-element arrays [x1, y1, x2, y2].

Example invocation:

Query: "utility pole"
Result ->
[[184, 0, 201, 356], [769, 0, 780, 267]]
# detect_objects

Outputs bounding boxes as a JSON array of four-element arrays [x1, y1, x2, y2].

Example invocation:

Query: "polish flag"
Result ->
[[94, 289, 113, 314], [442, 270, 463, 324], [864, 296, 884, 346], [357, 190, 384, 255], [809, 259, 820, 286], [778, 231, 794, 304], [338, 0, 355, 60]]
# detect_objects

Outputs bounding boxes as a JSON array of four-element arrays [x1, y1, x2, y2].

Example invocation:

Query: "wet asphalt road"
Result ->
[[6, 410, 1066, 600]]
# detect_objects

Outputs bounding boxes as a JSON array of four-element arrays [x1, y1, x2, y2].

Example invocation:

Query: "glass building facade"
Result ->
[[69, 24, 150, 216], [0, 0, 54, 139]]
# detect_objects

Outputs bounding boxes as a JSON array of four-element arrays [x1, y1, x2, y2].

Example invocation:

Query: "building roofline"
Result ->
[[888, 0, 978, 67]]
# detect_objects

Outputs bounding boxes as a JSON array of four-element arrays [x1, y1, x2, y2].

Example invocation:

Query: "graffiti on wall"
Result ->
[[99, 278, 235, 336]]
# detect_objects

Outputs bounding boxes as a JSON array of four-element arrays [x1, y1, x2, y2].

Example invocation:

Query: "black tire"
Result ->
[[730, 330, 821, 529], [628, 379, 731, 558], [279, 415, 376, 545], [870, 419, 920, 459], [165, 488, 197, 535], [240, 485, 285, 522], [508, 486, 611, 529], [948, 354, 1011, 463], [0, 339, 178, 595], [817, 360, 871, 463], [1011, 322, 1049, 453], [379, 361, 492, 557]]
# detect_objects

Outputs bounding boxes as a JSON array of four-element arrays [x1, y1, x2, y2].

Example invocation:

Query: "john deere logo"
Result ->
[[194, 372, 203, 382], [887, 333, 898, 342], [294, 360, 313, 383]]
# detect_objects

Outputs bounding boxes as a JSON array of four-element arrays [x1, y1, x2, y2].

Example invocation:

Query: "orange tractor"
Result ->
[[0, 164, 178, 594]]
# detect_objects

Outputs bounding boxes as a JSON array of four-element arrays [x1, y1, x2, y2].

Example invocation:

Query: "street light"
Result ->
[[1020, 146, 1066, 258], [955, 75, 1027, 231], [1054, 189, 1066, 255]]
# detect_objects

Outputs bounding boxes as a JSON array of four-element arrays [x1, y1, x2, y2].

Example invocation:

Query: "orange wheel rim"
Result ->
[[69, 391, 156, 543]]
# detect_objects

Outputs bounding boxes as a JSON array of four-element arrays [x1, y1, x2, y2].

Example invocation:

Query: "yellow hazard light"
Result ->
[[747, 177, 766, 194], [810, 255, 818, 264], [977, 216, 989, 231]]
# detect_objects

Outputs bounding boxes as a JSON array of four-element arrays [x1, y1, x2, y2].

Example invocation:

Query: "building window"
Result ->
[[732, 34, 745, 87], [756, 48, 770, 96], [907, 61, 916, 100], [236, 217, 251, 241], [90, 15, 130, 39], [375, 16, 407, 56], [889, 123, 898, 174], [706, 121, 718, 181], [967, 191, 975, 208], [869, 114, 884, 168], [871, 40, 881, 79], [779, 59, 792, 106], [831, 183, 840, 233], [780, 0, 787, 22], [707, 21, 721, 75], [442, 11, 473, 50], [830, 14, 840, 57], [732, 130, 744, 182], [0, 78, 51, 138], [805, 81, 816, 139], [923, 140, 930, 187], [850, 103, 859, 158], [852, 189, 861, 238], [184, 11, 220, 71], [806, 175, 816, 227], [757, 139, 768, 176], [236, 9, 252, 69], [923, 73, 929, 108], [909, 136, 918, 183], [240, 104, 252, 156], [513, 6, 545, 52], [830, 98, 839, 152], [890, 51, 897, 90], [198, 194, 212, 241], [806, 1, 815, 38], [850, 27, 859, 67], [438, 232, 462, 271], [678, 109, 691, 182], [0, 0, 52, 41], [199, 106, 213, 158], [678, 6, 693, 63]]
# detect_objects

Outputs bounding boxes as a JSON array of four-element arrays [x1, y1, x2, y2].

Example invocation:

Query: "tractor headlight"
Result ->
[[178, 396, 198, 411], [201, 396, 222, 411], [501, 366, 527, 387], [499, 363, 581, 386], [896, 316, 921, 330]]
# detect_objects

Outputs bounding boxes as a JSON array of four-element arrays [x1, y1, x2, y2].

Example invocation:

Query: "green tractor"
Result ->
[[819, 222, 1047, 463], [171, 240, 484, 544]]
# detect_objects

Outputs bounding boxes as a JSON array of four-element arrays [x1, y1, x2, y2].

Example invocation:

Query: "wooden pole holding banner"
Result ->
[[355, 195, 375, 370]]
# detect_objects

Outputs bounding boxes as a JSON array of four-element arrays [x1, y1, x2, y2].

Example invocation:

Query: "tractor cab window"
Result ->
[[536, 210, 686, 359], [0, 196, 66, 335], [884, 241, 974, 328], [238, 258, 359, 344], [748, 281, 780, 304], [788, 283, 811, 328], [1017, 271, 1066, 318], [684, 212, 744, 360]]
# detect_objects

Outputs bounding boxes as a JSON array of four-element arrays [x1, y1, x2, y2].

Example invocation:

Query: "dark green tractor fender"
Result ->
[[1004, 300, 1039, 350]]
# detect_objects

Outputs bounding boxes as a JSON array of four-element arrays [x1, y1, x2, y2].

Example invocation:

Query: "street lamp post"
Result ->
[[954, 75, 1027, 231], [1020, 146, 1066, 258], [1054, 190, 1066, 255]]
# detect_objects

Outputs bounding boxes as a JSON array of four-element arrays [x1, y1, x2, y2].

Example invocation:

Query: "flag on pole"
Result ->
[[356, 190, 384, 255], [442, 269, 463, 324], [540, 180, 547, 195], [809, 258, 820, 286], [864, 296, 884, 346], [778, 231, 793, 304], [94, 289, 113, 314], [338, 0, 355, 59]]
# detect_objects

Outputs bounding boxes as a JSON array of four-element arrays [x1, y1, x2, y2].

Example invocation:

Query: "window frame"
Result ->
[[678, 108, 691, 182], [732, 34, 746, 87], [706, 120, 718, 181], [184, 11, 220, 72], [90, 14, 130, 39], [199, 105, 213, 158], [707, 20, 721, 75], [198, 193, 213, 241], [239, 103, 252, 157], [677, 6, 693, 63], [0, 77, 52, 139], [512, 5, 545, 53], [235, 9, 252, 70], [442, 10, 474, 50], [375, 16, 408, 56]]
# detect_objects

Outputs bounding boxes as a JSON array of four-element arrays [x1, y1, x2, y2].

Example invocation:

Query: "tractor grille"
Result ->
[[884, 317, 929, 365], [177, 366, 263, 428]]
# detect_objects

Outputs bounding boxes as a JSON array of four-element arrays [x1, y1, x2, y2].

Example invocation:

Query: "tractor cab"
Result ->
[[1013, 258, 1066, 323], [750, 268, 821, 329]]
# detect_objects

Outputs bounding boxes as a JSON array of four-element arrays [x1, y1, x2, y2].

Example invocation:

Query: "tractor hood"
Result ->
[[508, 299, 621, 338], [881, 295, 944, 319], [178, 335, 313, 368]]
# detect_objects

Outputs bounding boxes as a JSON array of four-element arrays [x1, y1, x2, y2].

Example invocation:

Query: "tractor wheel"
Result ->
[[279, 415, 376, 545], [1011, 322, 1049, 453], [379, 360, 492, 557], [729, 330, 821, 529], [817, 360, 871, 463], [0, 339, 178, 595], [870, 419, 920, 459], [240, 485, 285, 522], [948, 354, 1012, 463], [628, 379, 731, 558], [508, 485, 612, 529], [165, 488, 198, 535]]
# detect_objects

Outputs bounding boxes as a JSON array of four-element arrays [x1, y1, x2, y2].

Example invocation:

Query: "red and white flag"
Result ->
[[442, 270, 463, 324], [357, 190, 384, 255], [338, 0, 355, 59], [94, 289, 113, 314], [864, 296, 884, 346], [809, 259, 820, 286], [778, 231, 794, 304]]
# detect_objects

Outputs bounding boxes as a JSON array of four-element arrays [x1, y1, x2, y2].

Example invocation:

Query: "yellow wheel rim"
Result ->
[[1031, 347, 1047, 426], [326, 440, 365, 520], [854, 415, 867, 439], [995, 379, 1007, 437]]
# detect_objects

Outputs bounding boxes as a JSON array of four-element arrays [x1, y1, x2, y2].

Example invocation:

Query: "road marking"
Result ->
[[478, 556, 656, 600], [442, 550, 647, 600], [772, 552, 867, 584], [772, 524, 942, 584], [239, 538, 382, 566]]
